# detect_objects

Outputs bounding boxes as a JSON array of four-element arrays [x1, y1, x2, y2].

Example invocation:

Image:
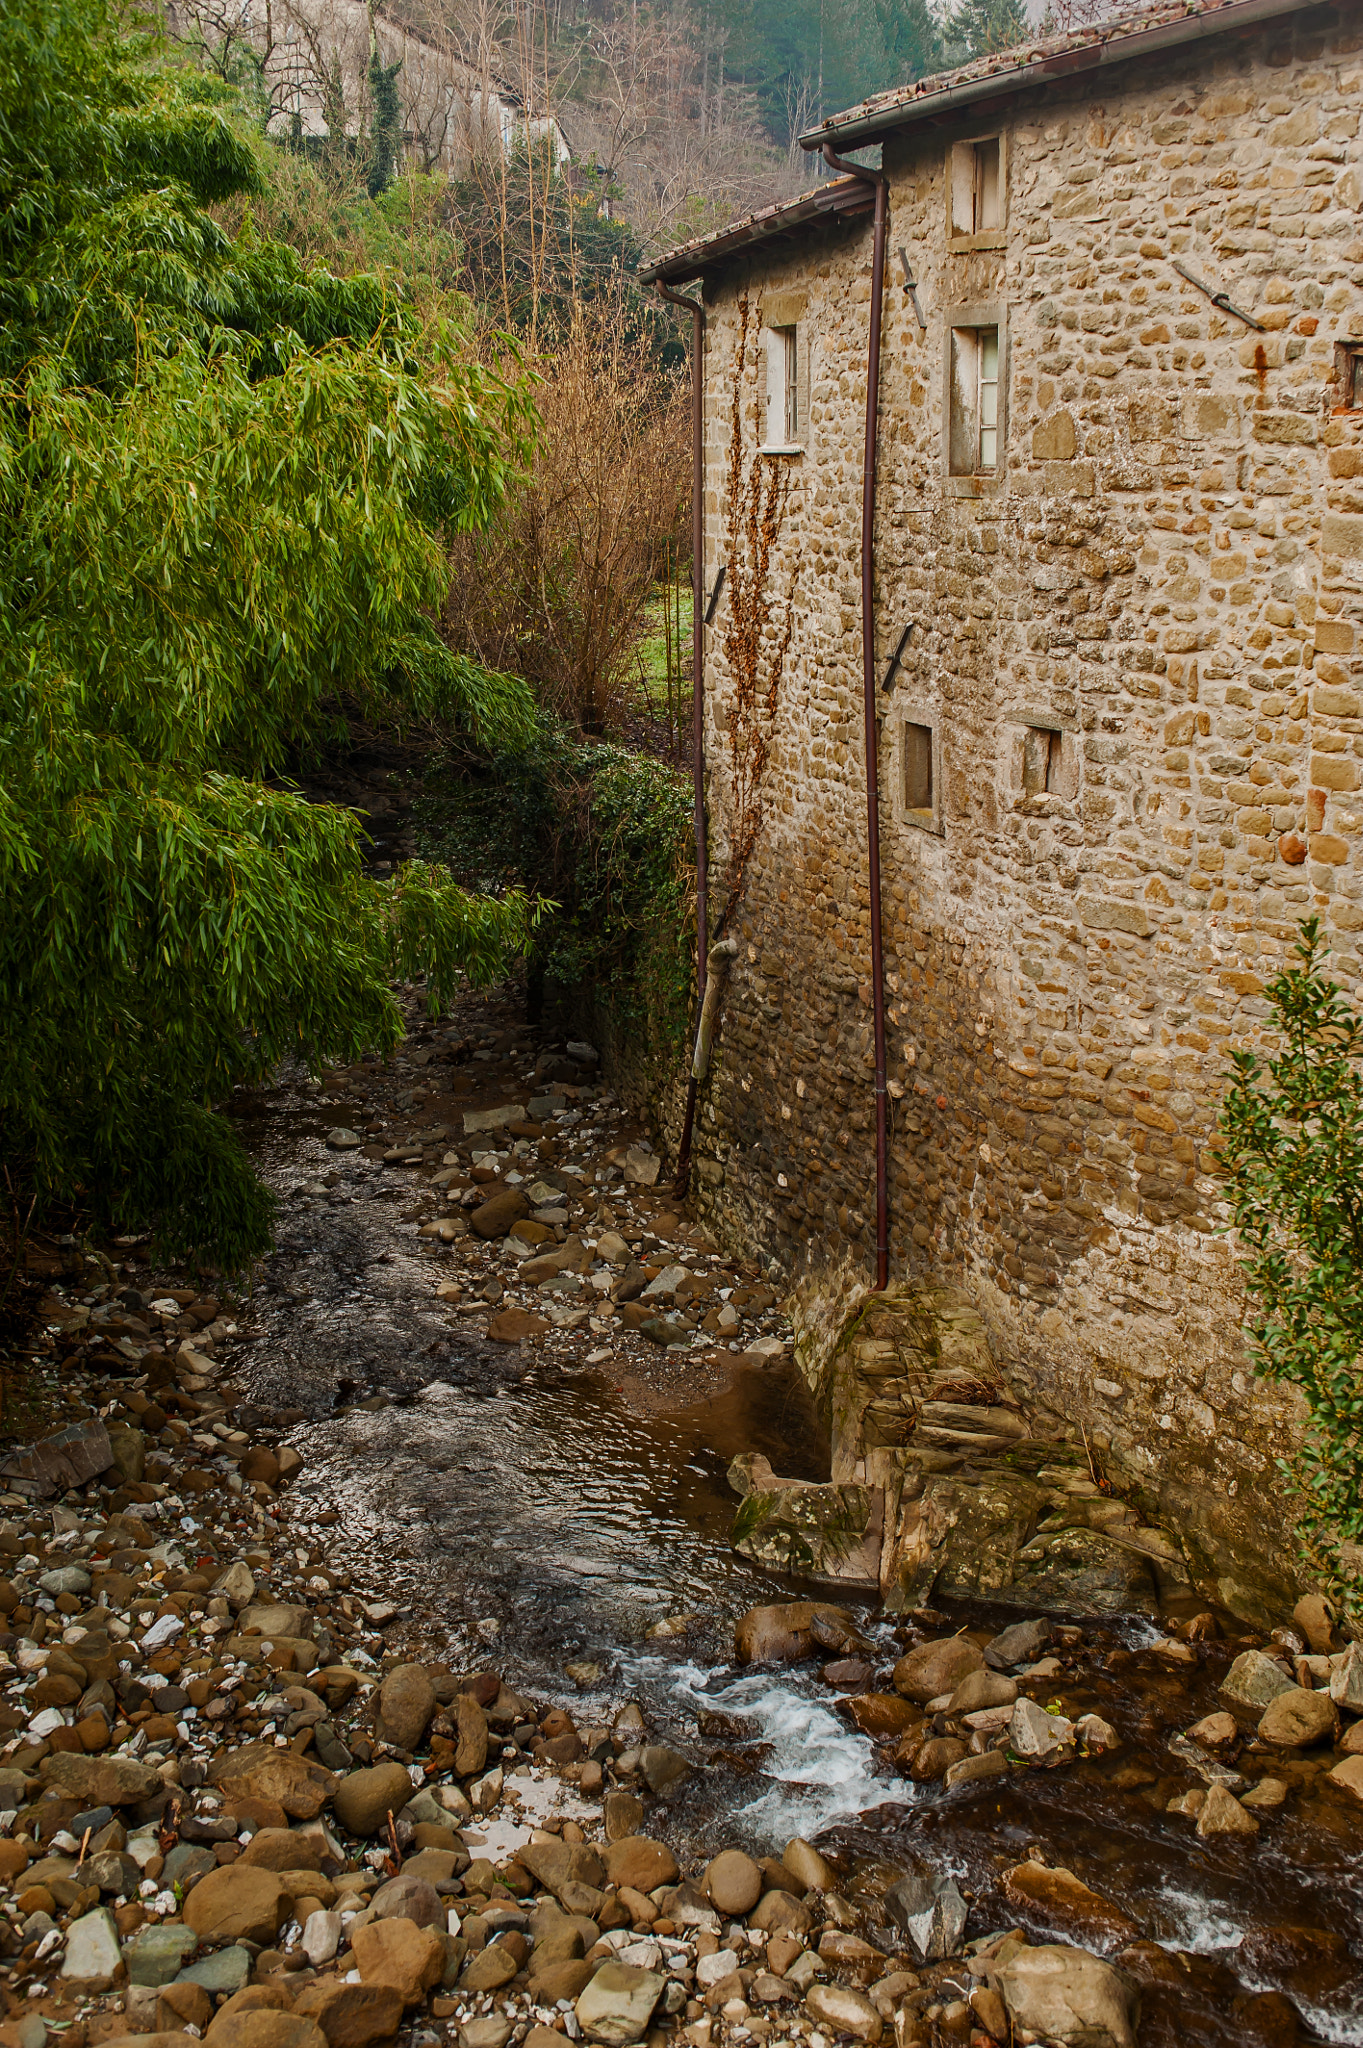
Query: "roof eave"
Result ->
[[798, 0, 1324, 152], [639, 182, 876, 286]]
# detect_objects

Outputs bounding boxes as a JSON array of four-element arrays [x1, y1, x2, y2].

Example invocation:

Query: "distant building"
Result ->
[[166, 0, 570, 176], [643, 0, 1363, 1615]]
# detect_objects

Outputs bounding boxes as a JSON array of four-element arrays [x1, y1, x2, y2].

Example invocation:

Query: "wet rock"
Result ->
[[1007, 1530, 1158, 1618], [703, 1850, 762, 1914], [1001, 1864, 1139, 1951], [63, 1905, 122, 1980], [910, 1736, 968, 1782], [1240, 1777, 1288, 1810], [884, 1863, 967, 1960], [1326, 1754, 1363, 1805], [334, 1764, 416, 1837], [293, 1982, 405, 2048], [892, 1637, 984, 1704], [1238, 1921, 1356, 1999], [730, 1481, 879, 1585], [376, 1665, 436, 1751], [803, 1985, 881, 2043], [350, 1920, 446, 2004], [985, 1618, 1053, 1669], [184, 1866, 291, 1945], [997, 1943, 1139, 2048], [638, 1745, 690, 1794], [1187, 1711, 1238, 1750], [782, 1837, 833, 1893], [946, 1668, 1017, 1714], [602, 1839, 678, 1892], [39, 1751, 161, 1806], [1075, 1714, 1120, 1754], [1257, 1685, 1338, 1748], [748, 1890, 813, 1936], [1219, 1650, 1295, 1724], [1195, 1783, 1258, 1837], [841, 1693, 923, 1739], [1292, 1594, 1336, 1653], [944, 1750, 1007, 1789], [574, 1961, 666, 2046], [734, 1601, 858, 1665], [1009, 1698, 1075, 1763]]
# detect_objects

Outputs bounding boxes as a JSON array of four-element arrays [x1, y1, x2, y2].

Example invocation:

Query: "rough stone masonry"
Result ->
[[643, 0, 1363, 1613]]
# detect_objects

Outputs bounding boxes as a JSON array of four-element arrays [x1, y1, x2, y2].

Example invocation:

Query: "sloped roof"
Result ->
[[802, 0, 1324, 149], [639, 176, 875, 287], [641, 0, 1323, 284]]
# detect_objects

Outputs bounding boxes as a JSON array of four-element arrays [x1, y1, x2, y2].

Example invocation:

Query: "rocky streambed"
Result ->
[[0, 982, 1361, 2048]]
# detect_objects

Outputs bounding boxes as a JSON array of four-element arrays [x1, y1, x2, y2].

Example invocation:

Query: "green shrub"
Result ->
[[1219, 917, 1363, 1604]]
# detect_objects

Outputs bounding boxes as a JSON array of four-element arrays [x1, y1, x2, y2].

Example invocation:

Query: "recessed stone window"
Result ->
[[1015, 718, 1077, 801], [949, 324, 1000, 476], [948, 135, 1006, 248], [761, 297, 809, 453], [899, 716, 941, 833]]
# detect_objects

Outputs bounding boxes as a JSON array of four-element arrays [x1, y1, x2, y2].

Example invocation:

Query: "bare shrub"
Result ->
[[442, 301, 689, 735]]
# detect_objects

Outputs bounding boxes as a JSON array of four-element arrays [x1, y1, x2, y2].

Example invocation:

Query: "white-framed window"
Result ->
[[763, 320, 806, 452], [949, 323, 1001, 477], [949, 135, 1005, 244]]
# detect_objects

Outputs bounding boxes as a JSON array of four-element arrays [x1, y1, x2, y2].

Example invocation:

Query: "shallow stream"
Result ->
[[235, 992, 1363, 2048]]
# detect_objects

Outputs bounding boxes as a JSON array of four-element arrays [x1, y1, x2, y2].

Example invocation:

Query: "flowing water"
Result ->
[[235, 996, 1363, 2048]]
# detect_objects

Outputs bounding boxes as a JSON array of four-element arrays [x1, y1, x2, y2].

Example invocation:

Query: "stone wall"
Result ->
[[682, 0, 1363, 1610]]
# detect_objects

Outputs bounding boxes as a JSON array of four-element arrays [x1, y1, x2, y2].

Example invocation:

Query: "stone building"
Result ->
[[641, 0, 1363, 1618]]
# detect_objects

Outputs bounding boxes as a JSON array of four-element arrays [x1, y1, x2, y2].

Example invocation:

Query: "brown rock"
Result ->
[[333, 1764, 417, 1837], [841, 1694, 924, 1739], [1257, 1687, 1338, 1749], [892, 1638, 985, 1705], [518, 1839, 605, 1899], [454, 1695, 488, 1777], [909, 1737, 968, 1782], [240, 1830, 325, 1873], [377, 1666, 436, 1752], [241, 1450, 281, 1488], [1196, 1784, 1259, 1837], [292, 1983, 404, 2048], [215, 1991, 297, 2021], [472, 1189, 530, 1240], [601, 1839, 679, 1893], [184, 1866, 291, 1946], [749, 1890, 813, 1936], [213, 1747, 335, 1820], [39, 1751, 161, 1805], [733, 1602, 858, 1666], [527, 1960, 595, 2002], [370, 1876, 443, 1929], [1187, 1712, 1238, 1750], [1002, 1863, 1140, 1950], [460, 1946, 518, 1993], [703, 1850, 762, 1916], [1326, 1754, 1363, 1805], [203, 2015, 325, 2048], [350, 1919, 446, 2004], [946, 1669, 1017, 1714], [157, 1986, 214, 2035], [0, 1841, 31, 1882], [487, 1307, 550, 1343]]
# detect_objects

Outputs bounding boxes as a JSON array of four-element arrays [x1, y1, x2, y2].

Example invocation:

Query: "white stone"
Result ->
[[62, 1908, 122, 1981], [695, 1950, 741, 1988], [302, 1910, 341, 1966]]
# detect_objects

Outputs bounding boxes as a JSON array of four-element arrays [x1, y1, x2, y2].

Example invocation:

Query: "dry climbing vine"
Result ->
[[716, 292, 799, 934]]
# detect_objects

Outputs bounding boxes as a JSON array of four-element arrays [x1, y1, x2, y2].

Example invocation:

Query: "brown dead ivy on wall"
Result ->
[[715, 291, 799, 937]]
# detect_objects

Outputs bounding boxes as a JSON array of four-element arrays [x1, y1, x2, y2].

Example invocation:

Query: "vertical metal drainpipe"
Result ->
[[656, 282, 708, 1198], [822, 142, 891, 1291]]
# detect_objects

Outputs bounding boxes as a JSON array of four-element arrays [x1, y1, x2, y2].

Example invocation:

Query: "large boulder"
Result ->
[[1002, 1865, 1139, 1951], [211, 1746, 336, 1819], [1219, 1650, 1296, 1725], [997, 1943, 1140, 2048], [471, 1188, 530, 1239], [291, 1984, 404, 2048], [601, 1839, 678, 1893], [702, 1851, 762, 1915], [734, 1602, 861, 1665], [1257, 1686, 1338, 1749], [884, 1863, 967, 1961], [892, 1636, 984, 1704], [730, 1482, 880, 1586], [239, 1829, 325, 1873], [349, 1921, 445, 2005], [1004, 1529, 1159, 1619], [518, 1839, 605, 1899], [183, 1868, 291, 1947], [203, 2016, 326, 2048]]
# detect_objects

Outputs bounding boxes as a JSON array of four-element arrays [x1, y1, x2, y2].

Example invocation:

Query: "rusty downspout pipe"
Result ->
[[656, 280, 708, 1199], [822, 141, 890, 1291]]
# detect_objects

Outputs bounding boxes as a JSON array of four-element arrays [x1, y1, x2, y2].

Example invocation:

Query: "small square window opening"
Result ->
[[1023, 725, 1064, 796], [951, 138, 1003, 239], [904, 721, 933, 815], [949, 326, 1001, 476]]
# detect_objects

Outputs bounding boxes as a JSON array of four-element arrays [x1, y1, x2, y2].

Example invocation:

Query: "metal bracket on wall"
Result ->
[[882, 619, 917, 692], [704, 564, 727, 624], [1170, 259, 1266, 332], [897, 248, 928, 332]]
